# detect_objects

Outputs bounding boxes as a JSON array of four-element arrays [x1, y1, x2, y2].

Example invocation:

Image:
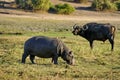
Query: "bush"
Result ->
[[15, 0, 51, 11], [53, 3, 75, 15], [15, 0, 24, 8], [15, 0, 20, 5], [91, 0, 117, 11], [32, 0, 51, 11], [91, 0, 103, 11], [49, 3, 56, 12], [103, 0, 117, 11], [115, 0, 120, 10], [15, 0, 33, 10]]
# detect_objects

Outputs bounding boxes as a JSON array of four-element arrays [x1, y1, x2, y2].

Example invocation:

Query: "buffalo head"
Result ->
[[72, 24, 88, 36]]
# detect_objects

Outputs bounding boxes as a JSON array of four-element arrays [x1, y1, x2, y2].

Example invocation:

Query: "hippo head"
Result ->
[[62, 51, 74, 65]]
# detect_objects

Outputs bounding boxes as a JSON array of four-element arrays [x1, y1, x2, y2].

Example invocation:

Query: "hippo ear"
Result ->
[[69, 51, 74, 58], [69, 51, 72, 54]]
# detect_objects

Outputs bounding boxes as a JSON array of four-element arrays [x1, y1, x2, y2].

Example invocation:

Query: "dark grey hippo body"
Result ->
[[22, 36, 74, 65]]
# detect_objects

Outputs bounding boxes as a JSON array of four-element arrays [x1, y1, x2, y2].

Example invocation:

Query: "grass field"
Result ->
[[0, 16, 120, 80]]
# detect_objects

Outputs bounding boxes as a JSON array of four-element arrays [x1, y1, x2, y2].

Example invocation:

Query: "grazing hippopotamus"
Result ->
[[22, 36, 74, 65]]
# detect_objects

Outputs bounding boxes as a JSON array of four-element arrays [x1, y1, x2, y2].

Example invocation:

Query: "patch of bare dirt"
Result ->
[[0, 0, 120, 21]]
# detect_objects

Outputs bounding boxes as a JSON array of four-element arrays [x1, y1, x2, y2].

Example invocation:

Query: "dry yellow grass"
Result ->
[[0, 1, 120, 79]]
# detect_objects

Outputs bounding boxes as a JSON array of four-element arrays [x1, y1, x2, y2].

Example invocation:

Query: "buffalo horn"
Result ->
[[73, 24, 77, 29], [83, 25, 88, 31]]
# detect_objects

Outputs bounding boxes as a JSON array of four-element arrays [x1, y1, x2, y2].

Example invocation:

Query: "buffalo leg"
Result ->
[[51, 58, 54, 63], [89, 41, 93, 49], [22, 52, 29, 63], [108, 38, 114, 51], [30, 55, 35, 64]]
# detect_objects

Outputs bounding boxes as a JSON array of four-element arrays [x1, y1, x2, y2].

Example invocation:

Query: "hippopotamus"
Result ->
[[22, 36, 74, 65]]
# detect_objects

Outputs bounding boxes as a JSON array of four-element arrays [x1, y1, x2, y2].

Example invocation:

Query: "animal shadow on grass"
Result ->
[[112, 66, 120, 70], [30, 63, 53, 67], [18, 59, 54, 67], [18, 61, 53, 67], [75, 6, 93, 11], [0, 32, 23, 35]]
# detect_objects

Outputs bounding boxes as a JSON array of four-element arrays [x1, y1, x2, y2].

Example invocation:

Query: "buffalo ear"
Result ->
[[76, 26, 79, 28]]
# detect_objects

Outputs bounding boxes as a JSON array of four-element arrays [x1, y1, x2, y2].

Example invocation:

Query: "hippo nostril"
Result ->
[[69, 62, 74, 65], [67, 61, 73, 65]]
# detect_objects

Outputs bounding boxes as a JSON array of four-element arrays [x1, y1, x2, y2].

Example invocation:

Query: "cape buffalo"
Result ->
[[22, 36, 74, 65], [72, 22, 116, 51]]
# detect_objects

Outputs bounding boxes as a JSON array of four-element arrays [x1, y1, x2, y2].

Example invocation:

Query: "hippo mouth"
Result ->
[[66, 60, 73, 65]]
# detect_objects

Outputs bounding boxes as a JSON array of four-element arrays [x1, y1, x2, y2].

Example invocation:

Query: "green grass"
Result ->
[[0, 16, 120, 80]]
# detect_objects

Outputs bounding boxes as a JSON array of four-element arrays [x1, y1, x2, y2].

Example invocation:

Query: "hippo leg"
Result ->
[[30, 55, 35, 64], [52, 55, 58, 64], [22, 52, 29, 63]]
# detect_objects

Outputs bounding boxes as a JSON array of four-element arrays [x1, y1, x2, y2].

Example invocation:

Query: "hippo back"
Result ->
[[24, 36, 62, 58]]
